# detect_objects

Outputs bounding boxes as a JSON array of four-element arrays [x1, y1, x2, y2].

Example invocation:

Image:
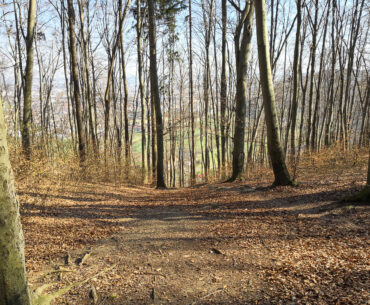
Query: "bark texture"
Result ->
[[220, 0, 227, 171], [148, 0, 166, 188], [0, 99, 31, 305], [255, 0, 292, 186], [67, 0, 87, 163], [22, 0, 36, 159], [229, 1, 255, 181], [290, 0, 301, 159]]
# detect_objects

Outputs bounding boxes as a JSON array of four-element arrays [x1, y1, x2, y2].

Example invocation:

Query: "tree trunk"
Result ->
[[220, 0, 227, 173], [311, 3, 330, 151], [367, 148, 370, 186], [188, 0, 196, 184], [136, 0, 146, 173], [0, 99, 31, 305], [290, 0, 301, 161], [120, 20, 130, 165], [77, 0, 97, 153], [255, 0, 292, 186], [305, 0, 319, 150], [324, 0, 337, 147], [201, 0, 213, 181], [103, 0, 129, 158], [22, 0, 36, 159], [148, 0, 166, 188], [67, 0, 87, 163], [229, 1, 255, 182]]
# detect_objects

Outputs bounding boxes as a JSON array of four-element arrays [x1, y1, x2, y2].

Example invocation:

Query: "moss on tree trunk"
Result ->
[[0, 99, 31, 305]]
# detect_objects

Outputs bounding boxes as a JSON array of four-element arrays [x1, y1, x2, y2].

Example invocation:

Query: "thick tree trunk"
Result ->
[[229, 1, 254, 182], [22, 0, 36, 159], [0, 99, 31, 305], [347, 148, 370, 202], [67, 0, 87, 163], [148, 0, 166, 188], [255, 0, 292, 186], [367, 149, 370, 186]]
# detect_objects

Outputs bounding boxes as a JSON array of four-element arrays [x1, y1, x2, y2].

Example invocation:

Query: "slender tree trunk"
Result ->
[[201, 0, 213, 180], [0, 99, 31, 305], [343, 0, 365, 149], [290, 0, 301, 160], [148, 0, 166, 188], [255, 0, 292, 186], [120, 19, 130, 165], [77, 0, 97, 153], [67, 0, 87, 163], [151, 96, 156, 181], [305, 0, 319, 150], [136, 0, 146, 172], [311, 3, 330, 151], [188, 0, 196, 184], [104, 0, 130, 158], [325, 1, 337, 147], [60, 1, 74, 145], [22, 0, 37, 159], [220, 0, 227, 174]]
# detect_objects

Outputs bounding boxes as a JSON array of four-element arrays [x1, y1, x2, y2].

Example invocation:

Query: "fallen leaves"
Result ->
[[16, 155, 370, 304]]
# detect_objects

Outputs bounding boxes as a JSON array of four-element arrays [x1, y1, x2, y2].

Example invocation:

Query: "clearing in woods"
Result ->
[[19, 161, 369, 304]]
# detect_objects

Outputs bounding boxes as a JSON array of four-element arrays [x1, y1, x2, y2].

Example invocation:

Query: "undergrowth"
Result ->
[[10, 139, 146, 187], [9, 138, 369, 188]]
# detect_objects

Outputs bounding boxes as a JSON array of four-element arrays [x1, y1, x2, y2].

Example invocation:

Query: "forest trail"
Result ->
[[83, 205, 262, 304], [18, 165, 369, 304]]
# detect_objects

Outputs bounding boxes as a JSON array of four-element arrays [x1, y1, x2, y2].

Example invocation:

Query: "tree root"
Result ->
[[31, 264, 117, 305], [344, 186, 370, 204]]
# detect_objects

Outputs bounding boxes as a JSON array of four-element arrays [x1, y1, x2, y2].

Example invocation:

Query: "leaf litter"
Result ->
[[17, 160, 369, 304]]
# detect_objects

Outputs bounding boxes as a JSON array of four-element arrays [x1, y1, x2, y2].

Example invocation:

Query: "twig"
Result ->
[[190, 288, 223, 304], [257, 233, 272, 252]]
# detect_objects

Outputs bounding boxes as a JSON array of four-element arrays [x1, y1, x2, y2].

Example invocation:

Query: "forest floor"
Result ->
[[17, 154, 369, 304]]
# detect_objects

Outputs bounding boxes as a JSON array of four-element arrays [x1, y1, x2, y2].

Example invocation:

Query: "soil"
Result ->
[[18, 166, 369, 304]]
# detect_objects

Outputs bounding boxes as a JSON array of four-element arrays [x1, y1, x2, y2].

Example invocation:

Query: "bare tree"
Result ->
[[255, 0, 292, 186]]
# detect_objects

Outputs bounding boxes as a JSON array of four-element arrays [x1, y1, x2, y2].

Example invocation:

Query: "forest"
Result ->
[[0, 0, 369, 304]]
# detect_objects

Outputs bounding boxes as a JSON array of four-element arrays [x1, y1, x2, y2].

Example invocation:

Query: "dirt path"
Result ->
[[57, 205, 264, 304]]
